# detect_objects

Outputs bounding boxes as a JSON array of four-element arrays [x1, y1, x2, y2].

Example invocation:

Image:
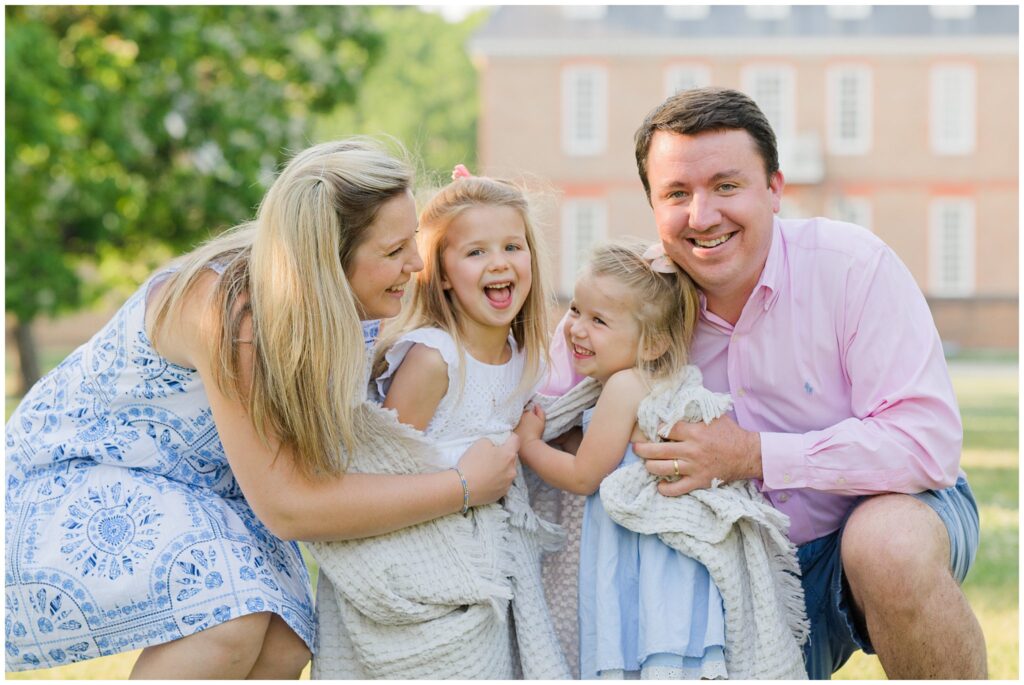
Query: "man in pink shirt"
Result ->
[[628, 88, 984, 678]]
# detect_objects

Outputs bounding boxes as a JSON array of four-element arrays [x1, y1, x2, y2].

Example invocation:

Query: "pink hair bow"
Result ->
[[642, 242, 681, 274], [451, 164, 473, 180]]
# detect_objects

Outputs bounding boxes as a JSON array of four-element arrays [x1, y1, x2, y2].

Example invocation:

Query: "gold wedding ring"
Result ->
[[672, 459, 680, 478]]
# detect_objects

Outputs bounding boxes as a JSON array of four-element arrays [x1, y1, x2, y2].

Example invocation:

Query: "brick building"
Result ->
[[469, 5, 1018, 350]]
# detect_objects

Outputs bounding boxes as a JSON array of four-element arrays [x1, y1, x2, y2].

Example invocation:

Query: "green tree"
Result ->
[[317, 6, 487, 183], [6, 6, 382, 393]]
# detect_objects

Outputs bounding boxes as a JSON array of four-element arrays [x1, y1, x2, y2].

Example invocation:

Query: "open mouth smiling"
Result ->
[[571, 343, 594, 357], [484, 281, 514, 306], [689, 233, 735, 248]]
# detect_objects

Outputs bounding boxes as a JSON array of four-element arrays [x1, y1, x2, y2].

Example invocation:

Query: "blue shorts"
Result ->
[[796, 477, 979, 679]]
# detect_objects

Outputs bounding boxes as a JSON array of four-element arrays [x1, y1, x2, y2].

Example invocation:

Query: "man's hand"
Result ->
[[632, 414, 763, 496]]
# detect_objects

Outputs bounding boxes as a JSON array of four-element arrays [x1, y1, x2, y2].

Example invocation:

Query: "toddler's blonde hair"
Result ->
[[583, 237, 699, 384]]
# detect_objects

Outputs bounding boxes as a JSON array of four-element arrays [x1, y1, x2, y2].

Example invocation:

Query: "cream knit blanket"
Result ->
[[532, 367, 809, 679], [309, 379, 601, 680]]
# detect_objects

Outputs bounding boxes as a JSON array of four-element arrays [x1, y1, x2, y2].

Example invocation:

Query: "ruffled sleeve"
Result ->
[[374, 327, 459, 403]]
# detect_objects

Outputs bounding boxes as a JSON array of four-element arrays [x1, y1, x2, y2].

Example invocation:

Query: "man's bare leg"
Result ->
[[841, 493, 986, 679]]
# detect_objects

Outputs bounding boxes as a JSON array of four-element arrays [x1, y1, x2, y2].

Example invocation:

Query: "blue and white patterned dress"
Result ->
[[4, 272, 315, 672]]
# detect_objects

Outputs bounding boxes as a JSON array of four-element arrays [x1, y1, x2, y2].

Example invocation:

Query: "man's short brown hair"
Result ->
[[634, 87, 779, 202]]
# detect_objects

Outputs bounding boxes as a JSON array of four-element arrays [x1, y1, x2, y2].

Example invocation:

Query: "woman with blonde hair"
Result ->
[[5, 139, 519, 678]]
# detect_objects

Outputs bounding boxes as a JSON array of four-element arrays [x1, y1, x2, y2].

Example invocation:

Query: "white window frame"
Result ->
[[560, 199, 608, 295], [562, 65, 608, 157], [930, 64, 976, 155], [745, 6, 791, 21], [826, 65, 872, 155], [828, 195, 873, 232], [741, 65, 796, 153], [929, 6, 976, 20], [665, 5, 710, 21], [827, 5, 872, 20], [663, 64, 712, 98], [928, 199, 975, 297]]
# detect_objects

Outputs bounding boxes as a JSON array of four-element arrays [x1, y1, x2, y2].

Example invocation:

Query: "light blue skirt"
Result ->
[[578, 445, 727, 679]]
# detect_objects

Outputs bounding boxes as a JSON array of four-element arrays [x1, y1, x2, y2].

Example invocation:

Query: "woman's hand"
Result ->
[[457, 434, 520, 506]]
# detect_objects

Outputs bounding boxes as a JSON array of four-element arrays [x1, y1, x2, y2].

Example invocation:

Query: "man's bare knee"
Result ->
[[841, 495, 950, 602]]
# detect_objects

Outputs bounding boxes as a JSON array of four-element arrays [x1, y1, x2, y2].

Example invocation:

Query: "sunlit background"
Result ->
[[5, 5, 1018, 680]]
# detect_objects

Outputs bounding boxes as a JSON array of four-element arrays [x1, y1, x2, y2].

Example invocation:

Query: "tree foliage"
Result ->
[[6, 5, 381, 324], [317, 6, 487, 184], [5, 5, 382, 390]]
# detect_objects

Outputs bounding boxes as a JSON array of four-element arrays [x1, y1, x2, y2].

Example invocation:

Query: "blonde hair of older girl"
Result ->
[[377, 175, 553, 398], [149, 138, 413, 477]]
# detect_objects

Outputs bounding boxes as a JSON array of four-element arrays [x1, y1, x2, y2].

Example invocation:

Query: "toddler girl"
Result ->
[[515, 238, 728, 679]]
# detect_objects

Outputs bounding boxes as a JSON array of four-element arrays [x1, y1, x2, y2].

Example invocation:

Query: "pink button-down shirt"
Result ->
[[544, 217, 963, 545], [690, 217, 963, 544]]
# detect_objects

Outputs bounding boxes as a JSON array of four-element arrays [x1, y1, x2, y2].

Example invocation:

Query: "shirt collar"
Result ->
[[757, 217, 785, 312], [696, 217, 786, 327]]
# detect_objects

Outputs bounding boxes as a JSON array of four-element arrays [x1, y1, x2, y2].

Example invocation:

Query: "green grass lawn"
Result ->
[[6, 360, 1018, 679]]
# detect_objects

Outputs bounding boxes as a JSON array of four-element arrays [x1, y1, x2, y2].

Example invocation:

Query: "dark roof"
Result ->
[[473, 5, 1019, 42]]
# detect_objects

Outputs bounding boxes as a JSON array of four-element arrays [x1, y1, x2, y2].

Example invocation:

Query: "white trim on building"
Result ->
[[560, 198, 607, 295], [929, 6, 976, 20], [746, 6, 791, 21], [663, 64, 712, 98], [561, 6, 607, 21], [827, 64, 873, 155], [827, 5, 872, 21], [929, 64, 976, 155], [469, 37, 1016, 58], [929, 199, 975, 296], [665, 5, 710, 21], [561, 65, 608, 157]]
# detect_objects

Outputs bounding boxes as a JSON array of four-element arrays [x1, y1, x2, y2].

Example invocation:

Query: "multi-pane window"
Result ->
[[562, 66, 608, 157], [561, 199, 607, 294], [829, 195, 873, 232], [663, 65, 711, 98], [741, 66, 796, 150], [930, 65, 976, 155], [929, 199, 975, 296], [827, 65, 872, 155]]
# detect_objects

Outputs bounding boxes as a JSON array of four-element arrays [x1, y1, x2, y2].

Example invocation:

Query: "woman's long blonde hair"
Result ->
[[585, 238, 700, 385], [149, 138, 413, 477], [376, 176, 552, 398]]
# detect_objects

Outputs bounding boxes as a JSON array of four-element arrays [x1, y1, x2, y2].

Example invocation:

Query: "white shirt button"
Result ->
[[783, 473, 792, 484], [737, 388, 746, 398], [778, 493, 790, 502]]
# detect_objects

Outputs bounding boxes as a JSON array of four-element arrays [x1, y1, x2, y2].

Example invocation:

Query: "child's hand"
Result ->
[[514, 404, 546, 446]]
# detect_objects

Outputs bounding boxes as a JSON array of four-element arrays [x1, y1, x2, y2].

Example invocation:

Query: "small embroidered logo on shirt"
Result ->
[[804, 382, 814, 395]]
